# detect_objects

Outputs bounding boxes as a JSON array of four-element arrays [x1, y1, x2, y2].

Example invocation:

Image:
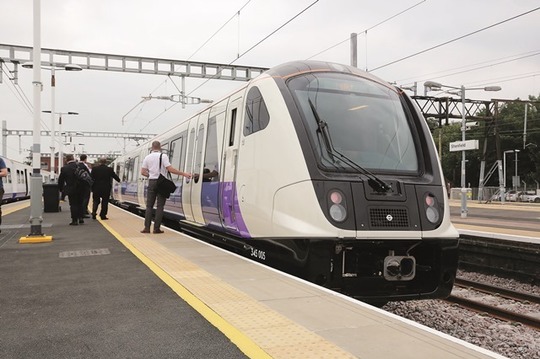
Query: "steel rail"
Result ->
[[455, 277, 540, 304], [446, 295, 540, 330]]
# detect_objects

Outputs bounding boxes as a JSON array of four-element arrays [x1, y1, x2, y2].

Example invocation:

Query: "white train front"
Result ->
[[112, 60, 459, 303]]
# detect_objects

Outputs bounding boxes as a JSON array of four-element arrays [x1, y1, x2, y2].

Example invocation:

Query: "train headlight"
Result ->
[[425, 193, 440, 223], [329, 190, 347, 222]]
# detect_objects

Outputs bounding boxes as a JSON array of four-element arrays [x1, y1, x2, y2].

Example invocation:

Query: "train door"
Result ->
[[219, 96, 243, 235], [136, 149, 147, 206], [189, 112, 209, 224], [123, 156, 139, 205], [181, 115, 202, 223], [200, 104, 226, 229], [167, 133, 188, 215], [5, 167, 12, 200], [24, 168, 29, 196], [113, 161, 124, 202], [15, 169, 21, 198]]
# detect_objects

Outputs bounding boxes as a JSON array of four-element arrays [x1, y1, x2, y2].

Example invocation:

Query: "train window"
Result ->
[[7, 168, 12, 184], [125, 157, 138, 182], [244, 86, 269, 136], [186, 128, 196, 182], [229, 108, 237, 146], [161, 142, 169, 154], [169, 134, 186, 180], [287, 72, 418, 173], [132, 157, 139, 182], [123, 160, 130, 181], [203, 117, 219, 182], [194, 124, 205, 183]]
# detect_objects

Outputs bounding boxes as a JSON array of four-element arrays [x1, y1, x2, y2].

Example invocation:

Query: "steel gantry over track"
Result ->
[[1, 121, 156, 159], [0, 43, 269, 82]]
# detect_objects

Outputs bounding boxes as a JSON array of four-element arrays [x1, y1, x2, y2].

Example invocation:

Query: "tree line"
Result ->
[[427, 94, 540, 191]]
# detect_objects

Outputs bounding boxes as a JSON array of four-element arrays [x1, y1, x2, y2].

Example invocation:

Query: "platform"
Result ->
[[449, 199, 540, 244], [0, 200, 506, 359]]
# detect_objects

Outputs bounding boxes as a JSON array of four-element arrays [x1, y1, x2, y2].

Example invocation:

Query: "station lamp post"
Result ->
[[423, 81, 501, 218], [20, 0, 48, 242], [22, 62, 82, 180], [41, 111, 79, 174]]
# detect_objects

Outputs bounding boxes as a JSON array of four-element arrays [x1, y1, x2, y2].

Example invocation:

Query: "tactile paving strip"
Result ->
[[103, 209, 356, 358]]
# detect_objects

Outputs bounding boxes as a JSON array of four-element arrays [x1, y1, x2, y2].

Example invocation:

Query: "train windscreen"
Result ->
[[287, 72, 418, 173]]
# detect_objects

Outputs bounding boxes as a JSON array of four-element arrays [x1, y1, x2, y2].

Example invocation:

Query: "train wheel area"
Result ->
[[0, 201, 503, 359]]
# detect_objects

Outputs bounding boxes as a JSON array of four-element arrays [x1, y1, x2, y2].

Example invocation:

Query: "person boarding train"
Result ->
[[140, 141, 191, 234]]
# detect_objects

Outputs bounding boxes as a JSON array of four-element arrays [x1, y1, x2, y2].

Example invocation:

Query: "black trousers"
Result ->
[[81, 185, 91, 214], [67, 192, 85, 221], [92, 190, 111, 217]]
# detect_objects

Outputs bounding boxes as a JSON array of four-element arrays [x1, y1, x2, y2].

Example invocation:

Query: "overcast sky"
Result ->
[[1, 0, 539, 163]]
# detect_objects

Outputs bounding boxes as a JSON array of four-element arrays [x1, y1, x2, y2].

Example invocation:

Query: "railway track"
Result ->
[[447, 277, 540, 330]]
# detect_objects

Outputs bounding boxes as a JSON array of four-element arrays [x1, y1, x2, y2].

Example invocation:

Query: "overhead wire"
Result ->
[[370, 6, 540, 72], [133, 1, 254, 135], [306, 0, 427, 61], [1, 65, 52, 132], [466, 71, 540, 88], [2, 65, 34, 115], [397, 50, 540, 85], [187, 0, 320, 97], [187, 0, 253, 61]]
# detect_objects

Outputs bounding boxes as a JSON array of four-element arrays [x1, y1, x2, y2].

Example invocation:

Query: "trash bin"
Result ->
[[43, 183, 60, 213]]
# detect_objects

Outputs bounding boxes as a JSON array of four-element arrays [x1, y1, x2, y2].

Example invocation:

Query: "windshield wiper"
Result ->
[[308, 98, 391, 193]]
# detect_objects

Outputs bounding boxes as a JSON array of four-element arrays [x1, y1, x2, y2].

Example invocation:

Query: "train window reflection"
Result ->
[[194, 124, 205, 183], [287, 73, 418, 173], [203, 117, 220, 182], [244, 86, 270, 136]]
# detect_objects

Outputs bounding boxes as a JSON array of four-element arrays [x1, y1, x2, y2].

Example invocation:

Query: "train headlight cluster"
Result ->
[[425, 193, 440, 224], [329, 190, 347, 222]]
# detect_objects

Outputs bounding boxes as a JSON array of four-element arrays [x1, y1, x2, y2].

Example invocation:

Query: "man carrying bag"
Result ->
[[140, 141, 192, 234]]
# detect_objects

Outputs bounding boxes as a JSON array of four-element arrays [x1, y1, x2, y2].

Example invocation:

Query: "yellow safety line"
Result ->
[[99, 220, 272, 359], [2, 201, 31, 216]]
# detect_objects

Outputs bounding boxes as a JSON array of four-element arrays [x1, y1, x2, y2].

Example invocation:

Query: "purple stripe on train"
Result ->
[[116, 180, 251, 238], [162, 180, 251, 238]]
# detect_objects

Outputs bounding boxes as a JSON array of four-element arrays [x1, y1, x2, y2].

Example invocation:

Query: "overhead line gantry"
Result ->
[[0, 43, 269, 82]]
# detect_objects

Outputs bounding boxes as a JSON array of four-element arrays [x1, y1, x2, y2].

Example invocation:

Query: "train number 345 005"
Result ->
[[250, 248, 266, 261]]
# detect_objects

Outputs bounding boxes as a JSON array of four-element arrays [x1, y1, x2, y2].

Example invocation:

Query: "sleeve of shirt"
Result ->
[[141, 155, 148, 169]]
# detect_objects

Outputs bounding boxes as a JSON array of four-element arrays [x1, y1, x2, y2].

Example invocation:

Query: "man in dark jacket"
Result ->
[[79, 154, 92, 217], [57, 154, 85, 225], [90, 157, 120, 220]]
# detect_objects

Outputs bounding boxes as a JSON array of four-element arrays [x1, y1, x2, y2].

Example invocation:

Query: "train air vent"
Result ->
[[369, 208, 409, 228]]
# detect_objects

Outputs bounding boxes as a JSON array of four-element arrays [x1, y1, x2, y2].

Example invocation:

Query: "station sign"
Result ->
[[449, 140, 479, 152]]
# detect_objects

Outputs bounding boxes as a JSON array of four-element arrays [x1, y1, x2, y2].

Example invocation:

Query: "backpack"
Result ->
[[75, 165, 94, 186]]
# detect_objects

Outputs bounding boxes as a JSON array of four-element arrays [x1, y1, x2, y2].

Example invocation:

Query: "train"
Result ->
[[0, 156, 52, 203], [111, 60, 460, 304]]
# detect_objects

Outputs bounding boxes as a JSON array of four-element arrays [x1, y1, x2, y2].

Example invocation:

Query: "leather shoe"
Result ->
[[140, 229, 150, 233], [69, 221, 78, 226], [100, 216, 109, 220], [153, 229, 164, 234], [79, 219, 84, 224], [91, 214, 97, 220]]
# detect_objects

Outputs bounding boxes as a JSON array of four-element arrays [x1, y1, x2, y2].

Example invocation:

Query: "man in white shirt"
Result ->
[[140, 140, 191, 234]]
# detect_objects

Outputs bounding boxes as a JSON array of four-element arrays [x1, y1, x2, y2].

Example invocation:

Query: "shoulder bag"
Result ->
[[156, 154, 177, 198]]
